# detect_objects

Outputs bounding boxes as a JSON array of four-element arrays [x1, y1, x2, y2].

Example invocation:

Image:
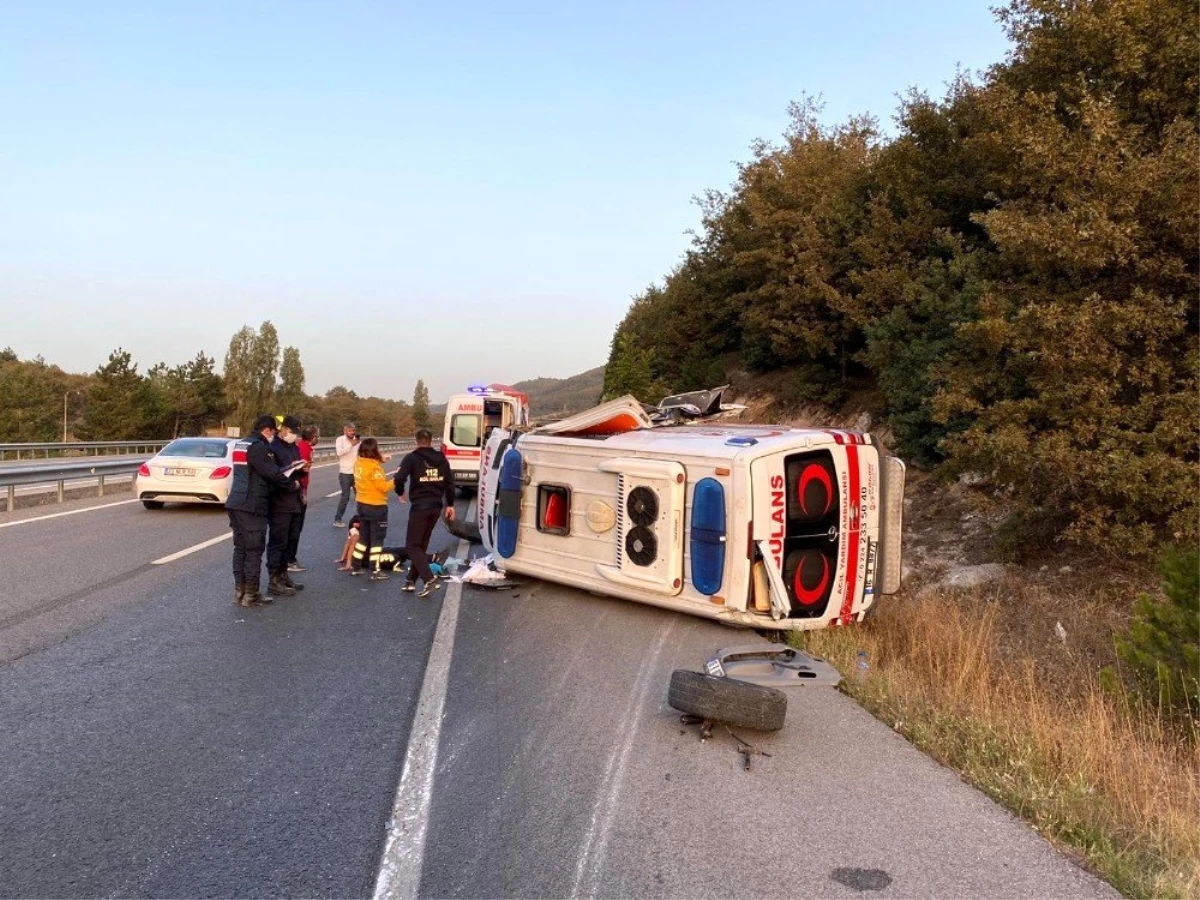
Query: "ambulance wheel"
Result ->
[[668, 670, 786, 732], [142, 500, 165, 510]]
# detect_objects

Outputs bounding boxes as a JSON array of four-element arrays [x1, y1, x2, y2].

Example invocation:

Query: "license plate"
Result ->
[[164, 467, 197, 477]]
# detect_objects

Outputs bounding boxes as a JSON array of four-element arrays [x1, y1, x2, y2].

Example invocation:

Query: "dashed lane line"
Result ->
[[151, 532, 233, 565]]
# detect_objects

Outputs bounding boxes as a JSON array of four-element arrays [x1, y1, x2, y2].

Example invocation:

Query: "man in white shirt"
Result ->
[[333, 422, 360, 526]]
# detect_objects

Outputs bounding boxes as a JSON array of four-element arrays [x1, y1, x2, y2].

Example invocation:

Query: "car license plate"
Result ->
[[164, 467, 196, 476]]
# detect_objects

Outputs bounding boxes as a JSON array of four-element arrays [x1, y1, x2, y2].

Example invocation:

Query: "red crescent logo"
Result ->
[[792, 553, 831, 606], [797, 464, 833, 516]]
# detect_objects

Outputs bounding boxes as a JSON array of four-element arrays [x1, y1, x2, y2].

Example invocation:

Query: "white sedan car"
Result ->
[[136, 437, 237, 509]]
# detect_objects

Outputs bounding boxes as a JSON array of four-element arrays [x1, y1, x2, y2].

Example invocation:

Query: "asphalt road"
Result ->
[[0, 463, 1120, 899]]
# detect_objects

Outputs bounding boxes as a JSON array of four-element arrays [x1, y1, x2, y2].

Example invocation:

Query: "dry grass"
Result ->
[[794, 587, 1200, 900]]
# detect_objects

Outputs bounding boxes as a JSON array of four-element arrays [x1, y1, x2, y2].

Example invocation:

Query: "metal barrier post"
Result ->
[[98, 474, 106, 497], [6, 485, 12, 512], [57, 480, 64, 502]]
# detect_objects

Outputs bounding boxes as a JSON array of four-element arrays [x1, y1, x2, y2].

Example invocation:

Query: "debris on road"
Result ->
[[668, 669, 787, 731], [704, 643, 842, 688], [452, 555, 521, 590]]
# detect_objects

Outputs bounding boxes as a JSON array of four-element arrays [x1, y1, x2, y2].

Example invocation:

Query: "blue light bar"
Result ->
[[690, 477, 726, 595], [467, 383, 489, 394]]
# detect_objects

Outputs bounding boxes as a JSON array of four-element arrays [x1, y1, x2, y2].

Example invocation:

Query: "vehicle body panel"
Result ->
[[135, 437, 236, 506], [476, 400, 904, 631]]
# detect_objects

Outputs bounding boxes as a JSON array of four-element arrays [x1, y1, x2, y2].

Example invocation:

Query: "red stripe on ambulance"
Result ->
[[838, 443, 862, 625]]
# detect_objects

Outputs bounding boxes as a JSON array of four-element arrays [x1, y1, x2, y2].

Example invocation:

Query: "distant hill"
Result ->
[[430, 366, 606, 418], [512, 366, 605, 417]]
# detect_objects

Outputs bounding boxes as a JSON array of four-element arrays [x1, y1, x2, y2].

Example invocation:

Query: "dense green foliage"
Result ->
[[1112, 546, 1200, 721], [0, 329, 423, 442], [0, 350, 87, 442], [604, 0, 1198, 558]]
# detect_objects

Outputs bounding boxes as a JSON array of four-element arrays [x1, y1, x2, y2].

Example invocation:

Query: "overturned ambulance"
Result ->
[[476, 391, 905, 631]]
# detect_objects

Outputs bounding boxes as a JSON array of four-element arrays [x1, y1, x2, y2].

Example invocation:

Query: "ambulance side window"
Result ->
[[450, 414, 481, 447], [536, 484, 571, 536]]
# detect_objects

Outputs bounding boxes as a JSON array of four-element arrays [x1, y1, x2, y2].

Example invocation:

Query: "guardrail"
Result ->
[[0, 439, 415, 512], [0, 440, 172, 461]]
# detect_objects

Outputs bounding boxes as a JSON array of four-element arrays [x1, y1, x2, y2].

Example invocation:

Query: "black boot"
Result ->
[[268, 572, 297, 597], [241, 579, 272, 606], [233, 581, 245, 605], [281, 570, 305, 591]]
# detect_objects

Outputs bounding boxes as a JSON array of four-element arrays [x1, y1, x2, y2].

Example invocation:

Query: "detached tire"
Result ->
[[668, 670, 787, 732], [142, 500, 165, 510]]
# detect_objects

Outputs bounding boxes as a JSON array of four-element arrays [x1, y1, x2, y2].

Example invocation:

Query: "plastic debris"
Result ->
[[854, 650, 870, 679], [451, 554, 519, 589]]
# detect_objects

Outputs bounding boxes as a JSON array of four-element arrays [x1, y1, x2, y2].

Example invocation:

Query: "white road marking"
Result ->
[[325, 491, 341, 498], [373, 503, 473, 900], [571, 618, 675, 900], [0, 498, 141, 529], [151, 532, 232, 565]]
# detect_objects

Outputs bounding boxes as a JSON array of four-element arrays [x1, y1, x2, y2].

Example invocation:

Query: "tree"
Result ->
[[412, 380, 431, 429], [1111, 546, 1200, 721], [278, 347, 305, 415], [144, 352, 227, 437], [79, 349, 146, 440], [0, 354, 71, 441], [250, 321, 280, 415], [223, 322, 281, 432], [932, 0, 1199, 556]]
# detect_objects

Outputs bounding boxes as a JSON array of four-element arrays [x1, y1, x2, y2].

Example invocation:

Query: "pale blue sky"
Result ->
[[0, 1, 1011, 403]]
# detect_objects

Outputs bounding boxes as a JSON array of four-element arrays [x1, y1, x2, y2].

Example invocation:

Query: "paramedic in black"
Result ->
[[393, 429, 456, 597], [226, 415, 301, 607]]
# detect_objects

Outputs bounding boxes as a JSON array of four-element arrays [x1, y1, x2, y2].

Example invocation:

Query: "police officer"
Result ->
[[267, 415, 308, 597], [226, 415, 302, 607]]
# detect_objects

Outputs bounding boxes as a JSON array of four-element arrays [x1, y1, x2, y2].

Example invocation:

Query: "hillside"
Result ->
[[511, 366, 605, 417]]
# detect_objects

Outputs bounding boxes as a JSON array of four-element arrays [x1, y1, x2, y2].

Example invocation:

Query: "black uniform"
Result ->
[[226, 432, 299, 595], [393, 446, 455, 586], [267, 435, 304, 579]]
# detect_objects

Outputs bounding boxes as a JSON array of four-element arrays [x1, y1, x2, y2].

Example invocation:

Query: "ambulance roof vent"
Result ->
[[625, 525, 658, 567], [626, 486, 659, 527]]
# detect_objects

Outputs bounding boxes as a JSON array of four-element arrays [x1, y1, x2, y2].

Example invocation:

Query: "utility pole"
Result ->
[[62, 390, 72, 442]]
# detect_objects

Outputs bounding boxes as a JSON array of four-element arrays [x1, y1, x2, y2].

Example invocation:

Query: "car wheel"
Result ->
[[667, 670, 787, 731], [142, 500, 165, 510]]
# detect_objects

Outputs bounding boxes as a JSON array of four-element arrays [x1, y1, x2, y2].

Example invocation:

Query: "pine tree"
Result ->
[[80, 349, 147, 440], [1113, 546, 1200, 719]]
